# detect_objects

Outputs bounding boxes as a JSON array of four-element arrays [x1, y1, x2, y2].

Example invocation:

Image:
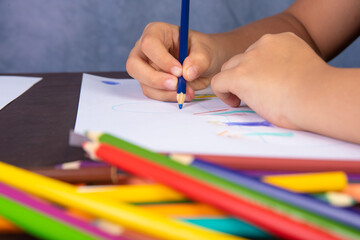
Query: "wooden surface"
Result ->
[[0, 72, 130, 168]]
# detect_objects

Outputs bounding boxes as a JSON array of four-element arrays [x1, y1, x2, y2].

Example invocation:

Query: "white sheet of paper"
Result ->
[[74, 74, 360, 160], [0, 76, 42, 110]]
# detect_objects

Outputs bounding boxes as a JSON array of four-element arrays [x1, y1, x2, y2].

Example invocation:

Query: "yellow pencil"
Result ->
[[76, 184, 186, 203], [0, 162, 244, 240], [141, 203, 226, 217], [262, 171, 347, 193]]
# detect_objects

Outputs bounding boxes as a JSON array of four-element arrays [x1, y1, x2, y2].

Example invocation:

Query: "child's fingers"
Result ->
[[221, 53, 245, 71], [140, 25, 183, 77], [127, 47, 178, 91], [183, 44, 212, 81], [211, 69, 242, 107], [140, 84, 195, 102]]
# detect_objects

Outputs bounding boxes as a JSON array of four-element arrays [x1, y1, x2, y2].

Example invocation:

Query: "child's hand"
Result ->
[[211, 32, 329, 129], [126, 22, 221, 102]]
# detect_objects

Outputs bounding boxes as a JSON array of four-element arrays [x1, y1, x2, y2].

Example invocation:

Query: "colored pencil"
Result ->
[[140, 202, 225, 217], [84, 138, 350, 240], [239, 170, 360, 183], [0, 181, 120, 239], [181, 217, 274, 239], [262, 171, 347, 193], [92, 219, 162, 240], [77, 184, 186, 203], [311, 192, 356, 207], [0, 183, 103, 240], [29, 165, 129, 184], [195, 154, 360, 173], [0, 209, 158, 240], [176, 0, 190, 109], [0, 216, 21, 233], [55, 160, 109, 169], [343, 184, 360, 202], [170, 155, 360, 230], [0, 162, 243, 240], [87, 132, 360, 239]]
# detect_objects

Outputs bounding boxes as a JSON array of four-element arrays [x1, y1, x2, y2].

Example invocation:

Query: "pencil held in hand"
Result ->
[[177, 76, 186, 109], [177, 0, 190, 109]]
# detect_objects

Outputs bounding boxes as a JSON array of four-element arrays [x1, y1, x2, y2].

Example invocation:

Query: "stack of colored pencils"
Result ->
[[0, 132, 360, 239], [80, 132, 360, 240]]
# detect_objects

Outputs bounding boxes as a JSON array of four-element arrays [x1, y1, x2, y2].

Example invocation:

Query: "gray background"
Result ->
[[0, 0, 358, 73]]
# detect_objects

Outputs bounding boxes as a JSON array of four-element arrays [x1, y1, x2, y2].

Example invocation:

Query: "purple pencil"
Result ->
[[0, 182, 125, 240]]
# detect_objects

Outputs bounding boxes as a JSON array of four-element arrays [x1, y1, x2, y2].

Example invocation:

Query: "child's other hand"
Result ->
[[126, 22, 221, 102], [211, 32, 329, 129]]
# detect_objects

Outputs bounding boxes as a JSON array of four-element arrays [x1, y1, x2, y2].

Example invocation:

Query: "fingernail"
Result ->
[[187, 66, 198, 80], [164, 78, 177, 90], [185, 94, 192, 101], [171, 66, 182, 77]]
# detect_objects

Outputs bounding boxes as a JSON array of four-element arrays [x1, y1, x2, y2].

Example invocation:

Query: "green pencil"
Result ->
[[87, 132, 360, 239], [0, 195, 97, 240], [181, 217, 274, 239]]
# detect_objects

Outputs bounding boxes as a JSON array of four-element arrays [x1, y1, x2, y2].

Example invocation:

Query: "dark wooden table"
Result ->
[[0, 72, 130, 239]]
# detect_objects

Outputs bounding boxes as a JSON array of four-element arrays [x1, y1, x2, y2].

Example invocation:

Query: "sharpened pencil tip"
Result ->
[[176, 92, 185, 110]]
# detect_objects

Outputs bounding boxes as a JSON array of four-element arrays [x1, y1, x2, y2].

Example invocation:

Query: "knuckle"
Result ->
[[146, 74, 162, 88], [196, 52, 211, 70], [221, 61, 229, 72], [140, 35, 153, 51], [140, 84, 152, 98], [211, 74, 220, 89], [126, 56, 136, 76], [143, 22, 156, 32], [284, 32, 296, 37], [143, 22, 166, 34], [259, 33, 275, 43], [244, 48, 258, 59]]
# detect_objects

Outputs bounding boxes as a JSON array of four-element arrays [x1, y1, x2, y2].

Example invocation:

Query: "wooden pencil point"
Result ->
[[177, 92, 186, 109]]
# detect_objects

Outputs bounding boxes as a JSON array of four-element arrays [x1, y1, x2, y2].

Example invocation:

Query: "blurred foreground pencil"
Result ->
[[311, 192, 357, 207], [262, 171, 347, 193], [0, 182, 116, 240], [182, 217, 274, 239], [169, 155, 360, 231], [343, 183, 360, 202], [76, 184, 186, 203], [55, 160, 109, 169], [0, 216, 21, 233], [0, 161, 243, 240], [140, 202, 224, 217], [84, 133, 349, 240], [29, 166, 128, 184]]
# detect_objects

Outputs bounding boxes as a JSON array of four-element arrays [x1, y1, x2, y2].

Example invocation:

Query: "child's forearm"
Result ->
[[210, 12, 319, 64], [288, 67, 360, 144]]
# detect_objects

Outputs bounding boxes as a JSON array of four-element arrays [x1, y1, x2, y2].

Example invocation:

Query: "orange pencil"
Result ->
[[343, 183, 360, 202], [0, 216, 21, 233]]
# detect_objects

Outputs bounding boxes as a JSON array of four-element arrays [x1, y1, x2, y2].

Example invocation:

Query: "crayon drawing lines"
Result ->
[[197, 108, 295, 144], [110, 101, 295, 144], [102, 80, 121, 85]]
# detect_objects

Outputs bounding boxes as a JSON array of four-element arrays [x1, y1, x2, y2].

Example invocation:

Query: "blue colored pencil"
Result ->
[[172, 156, 360, 230], [176, 0, 190, 109]]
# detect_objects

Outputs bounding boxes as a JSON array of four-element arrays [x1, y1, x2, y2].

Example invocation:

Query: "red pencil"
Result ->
[[196, 154, 360, 173], [84, 142, 344, 240]]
